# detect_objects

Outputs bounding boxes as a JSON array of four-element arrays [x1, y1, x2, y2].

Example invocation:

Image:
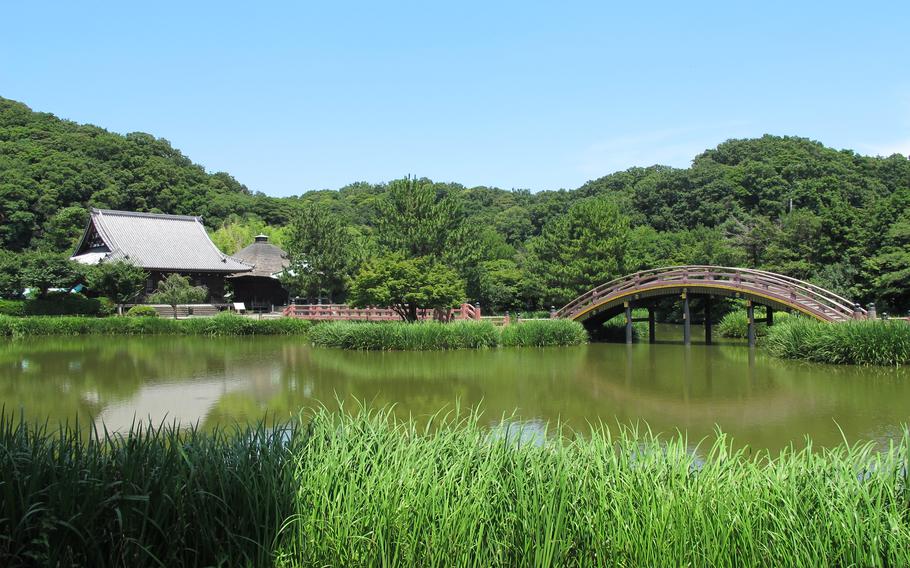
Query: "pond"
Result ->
[[2, 328, 909, 452]]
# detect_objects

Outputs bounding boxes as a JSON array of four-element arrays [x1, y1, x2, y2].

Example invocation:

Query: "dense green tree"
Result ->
[[208, 217, 287, 255], [34, 207, 89, 252], [524, 198, 631, 307], [281, 204, 355, 302], [475, 259, 524, 312], [21, 253, 82, 297], [867, 216, 910, 310], [0, 250, 23, 298], [86, 260, 149, 314], [348, 254, 466, 322], [377, 177, 468, 260], [148, 274, 208, 319]]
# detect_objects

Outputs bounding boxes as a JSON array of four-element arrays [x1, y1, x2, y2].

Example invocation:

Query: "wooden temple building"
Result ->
[[70, 208, 257, 302], [229, 234, 291, 309]]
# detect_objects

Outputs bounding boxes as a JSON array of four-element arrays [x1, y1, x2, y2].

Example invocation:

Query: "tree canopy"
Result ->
[[2, 96, 910, 312], [148, 274, 208, 318], [348, 254, 466, 322]]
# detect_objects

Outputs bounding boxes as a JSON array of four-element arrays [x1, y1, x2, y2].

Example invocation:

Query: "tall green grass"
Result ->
[[4, 408, 910, 566], [500, 319, 589, 347], [600, 310, 648, 342], [717, 309, 791, 338], [0, 413, 299, 567], [766, 318, 910, 366], [309, 320, 588, 350], [0, 313, 312, 338], [309, 320, 501, 350], [279, 408, 910, 567]]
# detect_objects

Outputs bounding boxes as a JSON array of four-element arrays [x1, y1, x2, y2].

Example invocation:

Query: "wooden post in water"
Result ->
[[704, 296, 713, 345], [682, 290, 691, 346], [747, 300, 756, 348], [624, 301, 633, 345], [648, 307, 656, 344]]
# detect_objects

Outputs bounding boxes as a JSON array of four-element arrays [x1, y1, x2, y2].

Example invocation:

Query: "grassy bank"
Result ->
[[3, 409, 909, 567], [0, 313, 312, 338], [309, 319, 588, 350], [765, 318, 910, 366]]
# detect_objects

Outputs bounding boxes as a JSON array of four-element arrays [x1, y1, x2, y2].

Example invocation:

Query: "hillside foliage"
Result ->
[[2, 96, 909, 312]]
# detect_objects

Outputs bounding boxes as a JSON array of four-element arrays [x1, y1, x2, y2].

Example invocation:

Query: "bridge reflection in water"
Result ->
[[556, 266, 871, 346]]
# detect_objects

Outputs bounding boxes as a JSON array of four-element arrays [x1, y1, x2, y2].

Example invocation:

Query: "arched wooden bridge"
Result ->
[[555, 266, 868, 345]]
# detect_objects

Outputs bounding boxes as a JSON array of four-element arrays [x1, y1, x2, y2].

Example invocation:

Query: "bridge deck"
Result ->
[[557, 266, 866, 323]]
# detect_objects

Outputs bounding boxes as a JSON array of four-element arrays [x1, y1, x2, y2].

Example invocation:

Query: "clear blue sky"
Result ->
[[2, 1, 908, 196]]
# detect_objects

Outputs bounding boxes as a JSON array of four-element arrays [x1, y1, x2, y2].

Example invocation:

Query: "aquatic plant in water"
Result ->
[[765, 318, 910, 366]]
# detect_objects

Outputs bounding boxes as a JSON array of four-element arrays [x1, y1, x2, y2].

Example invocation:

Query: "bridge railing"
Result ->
[[283, 303, 481, 322], [555, 266, 866, 322]]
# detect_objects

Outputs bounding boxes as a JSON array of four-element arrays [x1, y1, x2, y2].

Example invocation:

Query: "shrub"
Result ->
[[500, 319, 588, 347], [0, 299, 25, 316], [765, 318, 910, 366], [21, 292, 103, 316], [126, 305, 159, 318], [97, 297, 117, 317]]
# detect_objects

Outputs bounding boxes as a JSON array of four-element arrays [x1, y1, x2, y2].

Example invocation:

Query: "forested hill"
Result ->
[[0, 97, 294, 250], [2, 96, 909, 308]]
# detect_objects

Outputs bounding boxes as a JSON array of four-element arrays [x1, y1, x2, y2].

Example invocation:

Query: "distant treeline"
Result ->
[[1, 96, 908, 312]]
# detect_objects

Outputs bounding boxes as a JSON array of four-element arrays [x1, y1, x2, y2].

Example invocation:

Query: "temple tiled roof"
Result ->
[[71, 209, 251, 273]]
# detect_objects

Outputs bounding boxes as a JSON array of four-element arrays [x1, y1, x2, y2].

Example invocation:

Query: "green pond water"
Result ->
[[2, 326, 909, 452]]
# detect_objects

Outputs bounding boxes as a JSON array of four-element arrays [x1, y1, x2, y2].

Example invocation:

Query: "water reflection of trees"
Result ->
[[0, 337, 296, 427], [6, 338, 910, 452], [206, 346, 592, 426]]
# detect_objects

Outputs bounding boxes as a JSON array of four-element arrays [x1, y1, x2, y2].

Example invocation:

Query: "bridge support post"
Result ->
[[704, 296, 712, 345], [648, 307, 656, 344], [747, 301, 756, 348], [624, 302, 633, 344], [682, 291, 691, 346], [766, 307, 773, 326]]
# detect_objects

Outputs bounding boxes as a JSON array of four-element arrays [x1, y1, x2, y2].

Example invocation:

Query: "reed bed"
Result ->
[[0, 413, 299, 567], [3, 408, 910, 567], [600, 312, 648, 342], [309, 320, 587, 350], [766, 318, 910, 366], [309, 320, 501, 350], [500, 319, 589, 347], [280, 408, 910, 567], [716, 309, 790, 338], [0, 313, 312, 338]]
